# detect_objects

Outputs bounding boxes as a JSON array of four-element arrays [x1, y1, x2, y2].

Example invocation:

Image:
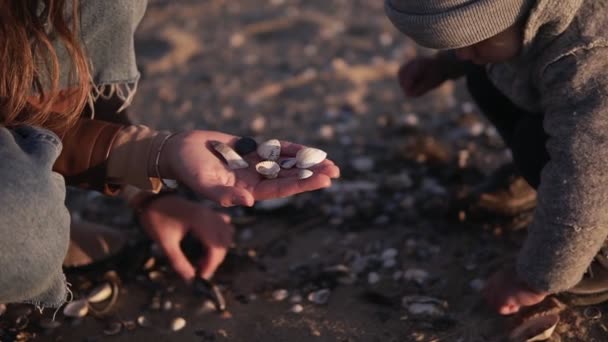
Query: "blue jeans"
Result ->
[[0, 125, 70, 308]]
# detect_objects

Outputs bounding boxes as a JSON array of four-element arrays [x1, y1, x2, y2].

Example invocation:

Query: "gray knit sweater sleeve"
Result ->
[[517, 47, 608, 293]]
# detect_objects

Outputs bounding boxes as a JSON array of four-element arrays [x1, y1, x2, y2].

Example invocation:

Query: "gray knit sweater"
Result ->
[[485, 0, 608, 293]]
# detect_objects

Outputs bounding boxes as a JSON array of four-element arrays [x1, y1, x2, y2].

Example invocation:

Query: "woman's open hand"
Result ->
[[159, 130, 340, 207]]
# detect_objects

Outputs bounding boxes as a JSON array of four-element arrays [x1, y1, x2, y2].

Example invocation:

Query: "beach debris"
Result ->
[[279, 158, 297, 169], [509, 314, 559, 342], [298, 169, 314, 180], [123, 320, 137, 331], [234, 137, 258, 155], [193, 278, 226, 312], [368, 272, 380, 285], [290, 304, 304, 313], [170, 317, 187, 332], [103, 322, 122, 336], [163, 300, 173, 311], [257, 139, 281, 161], [210, 141, 249, 170], [403, 268, 430, 285], [307, 289, 331, 305], [63, 299, 89, 318], [296, 147, 327, 168], [272, 289, 289, 302], [402, 296, 447, 317], [256, 161, 280, 179], [380, 247, 398, 260], [143, 257, 156, 270], [87, 283, 113, 303], [137, 315, 151, 328], [38, 318, 61, 330], [509, 298, 565, 342]]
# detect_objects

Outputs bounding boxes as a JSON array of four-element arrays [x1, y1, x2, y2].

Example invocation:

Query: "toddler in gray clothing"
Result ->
[[387, 0, 608, 314]]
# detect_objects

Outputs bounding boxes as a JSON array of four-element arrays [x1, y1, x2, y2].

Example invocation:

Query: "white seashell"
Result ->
[[381, 248, 398, 260], [367, 272, 380, 285], [272, 289, 289, 302], [298, 169, 314, 180], [170, 317, 187, 332], [257, 139, 281, 161], [402, 296, 447, 317], [137, 315, 151, 328], [63, 299, 89, 318], [403, 268, 430, 285], [296, 147, 327, 168], [211, 141, 249, 170], [279, 158, 297, 169], [256, 161, 280, 179], [290, 304, 304, 313], [509, 314, 559, 342], [307, 289, 331, 305], [87, 283, 113, 303]]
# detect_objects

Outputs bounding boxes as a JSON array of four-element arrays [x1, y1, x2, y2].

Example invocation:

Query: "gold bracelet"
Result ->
[[154, 132, 179, 189]]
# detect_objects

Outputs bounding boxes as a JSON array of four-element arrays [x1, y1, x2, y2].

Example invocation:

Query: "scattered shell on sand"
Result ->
[[256, 161, 280, 179], [87, 283, 113, 303], [272, 289, 289, 302], [368, 272, 380, 285], [170, 317, 187, 332], [296, 147, 327, 168], [257, 139, 281, 161], [103, 322, 122, 336], [403, 268, 430, 285], [307, 289, 331, 305], [382, 258, 397, 269], [137, 315, 151, 328], [509, 314, 559, 342], [279, 158, 297, 169], [63, 299, 89, 318], [402, 296, 447, 317], [298, 169, 314, 180], [381, 248, 398, 260], [211, 141, 249, 170], [290, 304, 304, 313]]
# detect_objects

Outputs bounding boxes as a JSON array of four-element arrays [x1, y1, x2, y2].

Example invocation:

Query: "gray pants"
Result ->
[[0, 126, 70, 308]]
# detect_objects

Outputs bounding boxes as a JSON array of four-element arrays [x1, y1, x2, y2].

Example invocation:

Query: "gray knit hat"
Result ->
[[385, 0, 533, 49]]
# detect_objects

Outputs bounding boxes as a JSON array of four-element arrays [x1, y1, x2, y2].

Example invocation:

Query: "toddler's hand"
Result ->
[[483, 268, 548, 315], [159, 130, 340, 207], [398, 57, 450, 97], [138, 194, 234, 281]]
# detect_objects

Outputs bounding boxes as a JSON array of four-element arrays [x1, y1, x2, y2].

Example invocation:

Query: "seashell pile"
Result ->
[[211, 137, 327, 180]]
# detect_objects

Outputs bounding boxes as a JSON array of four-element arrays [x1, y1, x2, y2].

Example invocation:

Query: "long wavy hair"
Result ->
[[0, 0, 90, 134]]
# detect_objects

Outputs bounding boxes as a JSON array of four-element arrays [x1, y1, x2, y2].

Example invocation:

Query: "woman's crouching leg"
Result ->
[[0, 126, 70, 308]]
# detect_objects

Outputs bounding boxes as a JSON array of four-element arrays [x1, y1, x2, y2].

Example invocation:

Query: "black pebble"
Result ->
[[234, 137, 258, 155]]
